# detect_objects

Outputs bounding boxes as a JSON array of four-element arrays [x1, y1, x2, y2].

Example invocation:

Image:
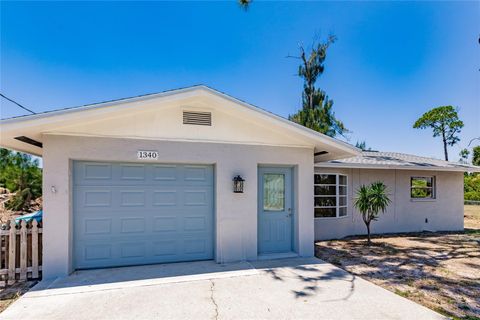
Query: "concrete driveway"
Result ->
[[1, 258, 445, 320]]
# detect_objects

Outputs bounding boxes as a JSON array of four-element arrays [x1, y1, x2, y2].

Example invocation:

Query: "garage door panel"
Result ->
[[75, 186, 212, 211], [184, 239, 207, 254], [120, 242, 147, 259], [152, 240, 177, 256], [152, 216, 178, 232], [74, 217, 214, 233], [73, 161, 214, 269], [81, 190, 112, 207], [153, 165, 178, 181], [83, 218, 112, 235], [84, 244, 112, 261], [74, 162, 213, 186], [83, 163, 113, 180], [119, 164, 146, 180], [152, 191, 178, 206], [119, 217, 146, 233], [119, 191, 146, 207]]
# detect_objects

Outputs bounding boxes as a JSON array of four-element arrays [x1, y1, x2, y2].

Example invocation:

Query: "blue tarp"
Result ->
[[15, 210, 42, 224]]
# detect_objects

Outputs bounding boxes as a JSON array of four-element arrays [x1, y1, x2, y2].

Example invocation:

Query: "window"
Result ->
[[314, 174, 347, 218], [263, 173, 285, 211], [411, 176, 435, 199]]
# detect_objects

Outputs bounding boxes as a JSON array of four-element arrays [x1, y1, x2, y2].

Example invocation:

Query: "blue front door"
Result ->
[[258, 166, 293, 254]]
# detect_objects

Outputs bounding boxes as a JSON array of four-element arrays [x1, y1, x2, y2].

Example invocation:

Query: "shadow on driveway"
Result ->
[[2, 257, 445, 320]]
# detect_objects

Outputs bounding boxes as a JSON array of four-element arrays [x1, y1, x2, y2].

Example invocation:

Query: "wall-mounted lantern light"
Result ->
[[233, 175, 245, 193]]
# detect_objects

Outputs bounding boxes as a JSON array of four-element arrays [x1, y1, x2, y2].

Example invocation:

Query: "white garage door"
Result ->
[[73, 161, 214, 269]]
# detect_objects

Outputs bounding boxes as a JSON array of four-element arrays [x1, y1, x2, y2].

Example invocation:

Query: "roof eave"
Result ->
[[0, 85, 360, 159], [315, 162, 480, 172], [200, 86, 360, 157]]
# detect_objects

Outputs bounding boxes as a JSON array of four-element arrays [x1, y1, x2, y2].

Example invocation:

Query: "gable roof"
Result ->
[[317, 151, 480, 172], [2, 85, 205, 122], [0, 85, 360, 159]]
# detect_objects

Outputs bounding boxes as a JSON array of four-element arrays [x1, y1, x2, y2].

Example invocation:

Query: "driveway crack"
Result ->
[[210, 279, 219, 320]]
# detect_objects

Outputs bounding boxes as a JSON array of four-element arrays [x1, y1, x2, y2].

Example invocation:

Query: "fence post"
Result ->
[[20, 220, 27, 280], [0, 231, 2, 271], [8, 220, 16, 284], [32, 220, 39, 279]]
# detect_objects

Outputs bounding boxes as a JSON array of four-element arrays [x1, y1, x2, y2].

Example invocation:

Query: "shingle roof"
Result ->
[[318, 151, 480, 172]]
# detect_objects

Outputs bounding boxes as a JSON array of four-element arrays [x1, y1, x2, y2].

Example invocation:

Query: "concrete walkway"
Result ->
[[1, 258, 445, 320]]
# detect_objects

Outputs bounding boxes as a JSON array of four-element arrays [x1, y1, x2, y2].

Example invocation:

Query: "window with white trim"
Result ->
[[314, 174, 348, 218], [410, 176, 435, 199]]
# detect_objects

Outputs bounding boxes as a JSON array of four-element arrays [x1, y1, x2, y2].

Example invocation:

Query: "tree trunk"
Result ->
[[442, 130, 448, 161], [366, 222, 371, 246]]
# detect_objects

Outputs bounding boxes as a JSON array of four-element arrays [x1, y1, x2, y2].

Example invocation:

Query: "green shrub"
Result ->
[[0, 148, 42, 212], [5, 188, 34, 211], [464, 173, 480, 201], [465, 191, 480, 201]]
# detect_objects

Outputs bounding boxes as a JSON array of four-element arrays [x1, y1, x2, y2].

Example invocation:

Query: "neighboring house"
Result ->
[[0, 85, 478, 279]]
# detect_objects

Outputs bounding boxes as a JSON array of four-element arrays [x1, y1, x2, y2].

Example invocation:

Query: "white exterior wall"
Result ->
[[314, 167, 464, 240], [42, 135, 314, 278]]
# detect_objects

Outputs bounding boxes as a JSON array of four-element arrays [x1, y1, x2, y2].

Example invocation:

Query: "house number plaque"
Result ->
[[137, 150, 159, 160]]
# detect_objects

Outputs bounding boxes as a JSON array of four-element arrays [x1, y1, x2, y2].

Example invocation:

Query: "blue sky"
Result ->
[[1, 1, 479, 161]]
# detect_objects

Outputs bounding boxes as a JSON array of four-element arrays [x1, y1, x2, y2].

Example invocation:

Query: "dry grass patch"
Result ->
[[316, 206, 480, 320], [0, 281, 38, 313], [465, 205, 480, 231]]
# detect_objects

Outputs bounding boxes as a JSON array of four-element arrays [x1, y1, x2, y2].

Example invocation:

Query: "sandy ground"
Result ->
[[1, 206, 478, 317], [465, 205, 480, 230], [316, 205, 480, 320], [0, 281, 38, 313]]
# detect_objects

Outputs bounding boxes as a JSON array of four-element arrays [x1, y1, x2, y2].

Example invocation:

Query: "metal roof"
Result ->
[[317, 151, 480, 172]]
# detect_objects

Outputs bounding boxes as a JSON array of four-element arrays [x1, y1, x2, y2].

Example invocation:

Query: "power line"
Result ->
[[0, 93, 36, 114]]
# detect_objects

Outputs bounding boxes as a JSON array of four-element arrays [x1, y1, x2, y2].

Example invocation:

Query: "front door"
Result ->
[[258, 166, 293, 254]]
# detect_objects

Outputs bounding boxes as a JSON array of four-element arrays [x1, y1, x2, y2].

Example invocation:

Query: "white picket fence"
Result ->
[[0, 219, 42, 286]]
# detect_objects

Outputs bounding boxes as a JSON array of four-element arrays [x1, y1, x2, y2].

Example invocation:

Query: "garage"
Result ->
[[73, 161, 214, 269]]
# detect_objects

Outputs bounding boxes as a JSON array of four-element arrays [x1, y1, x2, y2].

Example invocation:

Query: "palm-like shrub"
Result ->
[[354, 181, 391, 245]]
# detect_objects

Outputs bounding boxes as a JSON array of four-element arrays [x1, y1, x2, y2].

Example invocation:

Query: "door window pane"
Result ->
[[263, 174, 285, 211]]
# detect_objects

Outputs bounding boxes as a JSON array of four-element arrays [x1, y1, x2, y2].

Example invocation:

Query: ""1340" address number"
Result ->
[[137, 150, 159, 160]]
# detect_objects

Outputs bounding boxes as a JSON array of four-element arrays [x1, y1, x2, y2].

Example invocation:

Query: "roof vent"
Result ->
[[183, 111, 212, 126]]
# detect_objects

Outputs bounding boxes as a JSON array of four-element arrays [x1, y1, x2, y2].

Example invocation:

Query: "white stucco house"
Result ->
[[1, 85, 478, 279]]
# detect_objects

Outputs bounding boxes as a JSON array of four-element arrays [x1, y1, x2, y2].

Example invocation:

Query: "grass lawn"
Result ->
[[316, 205, 480, 320]]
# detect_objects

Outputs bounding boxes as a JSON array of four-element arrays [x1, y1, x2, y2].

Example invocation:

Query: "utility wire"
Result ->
[[0, 93, 36, 114]]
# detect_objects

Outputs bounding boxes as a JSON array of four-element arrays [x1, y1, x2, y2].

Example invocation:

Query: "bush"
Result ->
[[465, 191, 480, 201], [0, 148, 42, 212], [5, 188, 34, 211], [464, 173, 480, 201]]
